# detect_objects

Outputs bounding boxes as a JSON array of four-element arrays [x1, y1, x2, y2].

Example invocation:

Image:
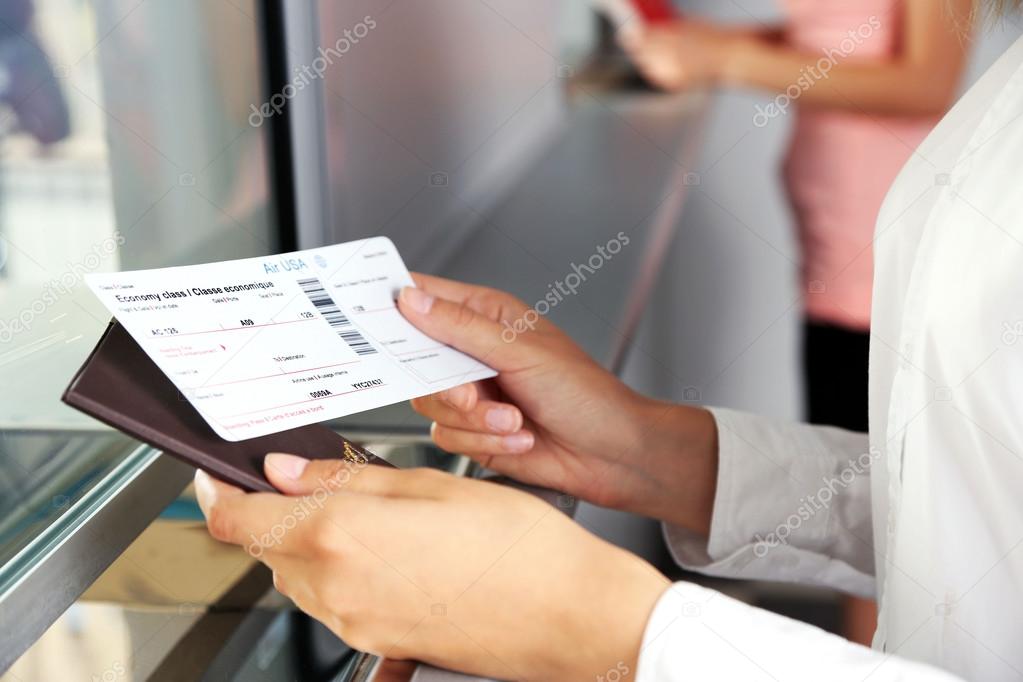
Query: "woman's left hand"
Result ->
[[194, 455, 669, 681]]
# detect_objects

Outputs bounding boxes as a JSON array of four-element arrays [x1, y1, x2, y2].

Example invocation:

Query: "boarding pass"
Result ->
[[86, 237, 496, 441]]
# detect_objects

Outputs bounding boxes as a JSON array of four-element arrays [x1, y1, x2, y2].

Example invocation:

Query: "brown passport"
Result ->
[[62, 321, 392, 492]]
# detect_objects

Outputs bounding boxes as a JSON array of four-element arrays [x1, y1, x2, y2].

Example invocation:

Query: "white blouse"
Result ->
[[638, 33, 1023, 681]]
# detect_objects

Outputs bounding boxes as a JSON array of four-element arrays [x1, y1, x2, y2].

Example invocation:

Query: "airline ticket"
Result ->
[[85, 237, 496, 441]]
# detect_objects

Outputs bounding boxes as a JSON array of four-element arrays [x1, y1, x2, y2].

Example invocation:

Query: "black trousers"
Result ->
[[802, 321, 869, 433]]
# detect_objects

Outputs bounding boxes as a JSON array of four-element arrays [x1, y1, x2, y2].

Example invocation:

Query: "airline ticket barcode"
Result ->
[[297, 277, 378, 356]]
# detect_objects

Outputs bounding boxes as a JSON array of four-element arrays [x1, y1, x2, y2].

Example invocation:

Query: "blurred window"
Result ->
[[0, 0, 277, 567]]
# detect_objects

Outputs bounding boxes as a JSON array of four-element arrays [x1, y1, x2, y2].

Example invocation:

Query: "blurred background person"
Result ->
[[0, 0, 70, 284], [0, 0, 70, 146], [621, 0, 973, 645]]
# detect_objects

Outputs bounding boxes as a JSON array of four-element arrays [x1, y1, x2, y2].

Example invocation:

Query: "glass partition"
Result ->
[[0, 0, 277, 578]]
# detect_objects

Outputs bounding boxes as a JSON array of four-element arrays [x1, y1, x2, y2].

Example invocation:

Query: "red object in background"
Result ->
[[632, 0, 677, 22]]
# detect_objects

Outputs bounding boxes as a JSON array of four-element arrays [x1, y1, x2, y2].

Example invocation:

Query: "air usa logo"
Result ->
[[263, 257, 309, 273]]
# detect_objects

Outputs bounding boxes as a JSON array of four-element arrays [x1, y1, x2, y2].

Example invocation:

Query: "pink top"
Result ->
[[782, 0, 939, 330]]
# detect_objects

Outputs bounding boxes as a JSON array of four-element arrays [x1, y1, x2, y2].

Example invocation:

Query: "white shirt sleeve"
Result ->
[[663, 407, 876, 598], [636, 582, 963, 681]]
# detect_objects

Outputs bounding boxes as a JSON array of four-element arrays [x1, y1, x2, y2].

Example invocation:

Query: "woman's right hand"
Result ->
[[619, 20, 738, 92], [399, 274, 719, 532]]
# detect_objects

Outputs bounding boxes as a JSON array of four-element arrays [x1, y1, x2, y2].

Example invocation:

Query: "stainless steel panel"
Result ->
[[312, 1, 577, 270]]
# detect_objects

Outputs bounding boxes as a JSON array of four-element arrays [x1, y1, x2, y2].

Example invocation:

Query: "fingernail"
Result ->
[[442, 384, 474, 410], [401, 287, 434, 314], [485, 407, 518, 433], [193, 470, 217, 509], [266, 453, 310, 480], [502, 431, 534, 453]]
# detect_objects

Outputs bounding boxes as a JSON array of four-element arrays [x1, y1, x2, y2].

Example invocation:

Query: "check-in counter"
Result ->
[[0, 2, 708, 679]]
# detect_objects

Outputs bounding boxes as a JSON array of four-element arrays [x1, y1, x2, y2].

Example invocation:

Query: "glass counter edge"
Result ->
[[0, 443, 171, 599]]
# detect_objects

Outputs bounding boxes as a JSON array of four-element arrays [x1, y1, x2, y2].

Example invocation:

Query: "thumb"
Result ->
[[264, 453, 363, 496], [397, 286, 527, 371], [264, 453, 446, 499]]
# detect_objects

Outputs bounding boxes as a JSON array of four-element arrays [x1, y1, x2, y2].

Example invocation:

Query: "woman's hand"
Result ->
[[620, 20, 739, 92], [623, 1, 971, 116], [195, 457, 669, 681], [399, 274, 718, 533]]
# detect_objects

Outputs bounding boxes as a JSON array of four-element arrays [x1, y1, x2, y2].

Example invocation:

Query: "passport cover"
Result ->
[[62, 321, 392, 493]]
